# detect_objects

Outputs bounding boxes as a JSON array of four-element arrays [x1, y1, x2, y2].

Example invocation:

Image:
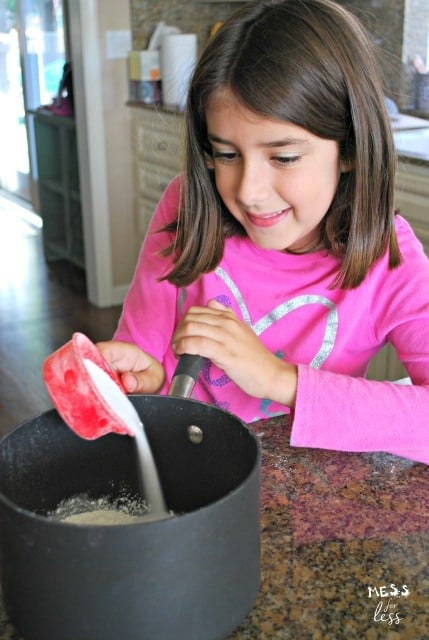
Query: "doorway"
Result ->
[[0, 0, 67, 203]]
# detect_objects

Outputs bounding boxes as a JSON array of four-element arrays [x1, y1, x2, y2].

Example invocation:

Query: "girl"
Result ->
[[99, 0, 429, 463]]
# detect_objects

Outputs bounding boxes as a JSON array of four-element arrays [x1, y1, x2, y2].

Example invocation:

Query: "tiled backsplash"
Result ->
[[342, 0, 404, 97], [129, 0, 424, 113], [129, 0, 235, 52]]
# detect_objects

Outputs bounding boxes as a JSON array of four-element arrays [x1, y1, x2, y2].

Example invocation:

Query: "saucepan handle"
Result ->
[[167, 354, 207, 399]]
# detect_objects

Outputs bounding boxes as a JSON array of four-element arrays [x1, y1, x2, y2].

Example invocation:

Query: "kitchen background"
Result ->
[[130, 0, 429, 112], [0, 0, 429, 308]]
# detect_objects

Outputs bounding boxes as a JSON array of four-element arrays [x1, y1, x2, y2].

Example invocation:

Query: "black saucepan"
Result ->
[[0, 356, 261, 640]]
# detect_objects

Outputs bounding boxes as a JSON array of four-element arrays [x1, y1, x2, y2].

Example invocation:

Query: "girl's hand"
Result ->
[[96, 340, 165, 394], [172, 300, 297, 407]]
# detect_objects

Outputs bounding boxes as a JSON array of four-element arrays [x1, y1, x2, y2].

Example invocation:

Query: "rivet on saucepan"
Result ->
[[187, 425, 203, 444]]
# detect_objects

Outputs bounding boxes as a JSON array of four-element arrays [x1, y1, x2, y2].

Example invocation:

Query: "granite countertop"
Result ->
[[392, 114, 429, 164], [394, 129, 429, 164], [391, 114, 429, 131], [229, 417, 429, 639], [1, 415, 428, 639]]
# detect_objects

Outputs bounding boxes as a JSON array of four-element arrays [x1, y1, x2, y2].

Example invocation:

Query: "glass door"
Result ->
[[0, 0, 67, 203]]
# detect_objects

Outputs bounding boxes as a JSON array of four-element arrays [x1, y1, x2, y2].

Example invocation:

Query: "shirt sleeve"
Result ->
[[113, 176, 181, 364], [291, 366, 429, 463], [291, 217, 429, 465]]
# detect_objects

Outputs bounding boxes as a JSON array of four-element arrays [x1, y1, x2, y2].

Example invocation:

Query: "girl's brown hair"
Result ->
[[163, 0, 400, 288]]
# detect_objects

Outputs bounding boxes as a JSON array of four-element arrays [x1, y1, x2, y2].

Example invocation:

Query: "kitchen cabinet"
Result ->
[[394, 159, 429, 255], [132, 106, 183, 240], [366, 344, 407, 381], [31, 110, 84, 269], [366, 159, 429, 381]]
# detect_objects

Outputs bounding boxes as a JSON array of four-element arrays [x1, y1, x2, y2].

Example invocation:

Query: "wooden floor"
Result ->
[[0, 192, 122, 437]]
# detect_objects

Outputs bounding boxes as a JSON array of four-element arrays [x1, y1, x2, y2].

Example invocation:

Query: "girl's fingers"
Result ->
[[97, 340, 154, 372], [173, 305, 240, 343], [120, 367, 165, 394], [97, 340, 165, 394]]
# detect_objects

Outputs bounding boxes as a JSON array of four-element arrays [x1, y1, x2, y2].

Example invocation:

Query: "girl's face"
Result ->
[[205, 89, 344, 252]]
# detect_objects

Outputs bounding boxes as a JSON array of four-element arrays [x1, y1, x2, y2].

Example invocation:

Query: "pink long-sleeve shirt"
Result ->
[[115, 177, 429, 463]]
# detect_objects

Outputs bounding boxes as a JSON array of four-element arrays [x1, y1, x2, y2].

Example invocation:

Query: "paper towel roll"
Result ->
[[161, 34, 197, 110]]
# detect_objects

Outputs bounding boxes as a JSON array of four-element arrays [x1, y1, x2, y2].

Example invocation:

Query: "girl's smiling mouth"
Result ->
[[245, 209, 290, 228]]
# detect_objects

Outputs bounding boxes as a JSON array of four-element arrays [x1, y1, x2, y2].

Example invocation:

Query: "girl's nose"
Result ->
[[236, 160, 271, 207]]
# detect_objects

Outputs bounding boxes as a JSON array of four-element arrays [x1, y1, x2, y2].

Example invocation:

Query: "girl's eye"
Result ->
[[210, 150, 301, 166], [212, 151, 239, 163], [275, 155, 301, 166]]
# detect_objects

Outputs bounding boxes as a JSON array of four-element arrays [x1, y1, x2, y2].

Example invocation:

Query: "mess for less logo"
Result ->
[[367, 584, 410, 626]]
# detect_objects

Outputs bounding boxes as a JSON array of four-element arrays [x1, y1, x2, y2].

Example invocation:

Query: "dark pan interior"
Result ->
[[0, 395, 259, 515]]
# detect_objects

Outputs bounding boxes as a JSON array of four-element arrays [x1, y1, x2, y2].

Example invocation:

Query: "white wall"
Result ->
[[68, 0, 135, 307]]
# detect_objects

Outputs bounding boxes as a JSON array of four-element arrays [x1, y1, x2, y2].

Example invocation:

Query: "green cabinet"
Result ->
[[31, 110, 85, 268]]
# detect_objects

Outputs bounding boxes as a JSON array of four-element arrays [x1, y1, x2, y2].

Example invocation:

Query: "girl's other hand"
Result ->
[[96, 340, 165, 394], [172, 300, 298, 407]]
